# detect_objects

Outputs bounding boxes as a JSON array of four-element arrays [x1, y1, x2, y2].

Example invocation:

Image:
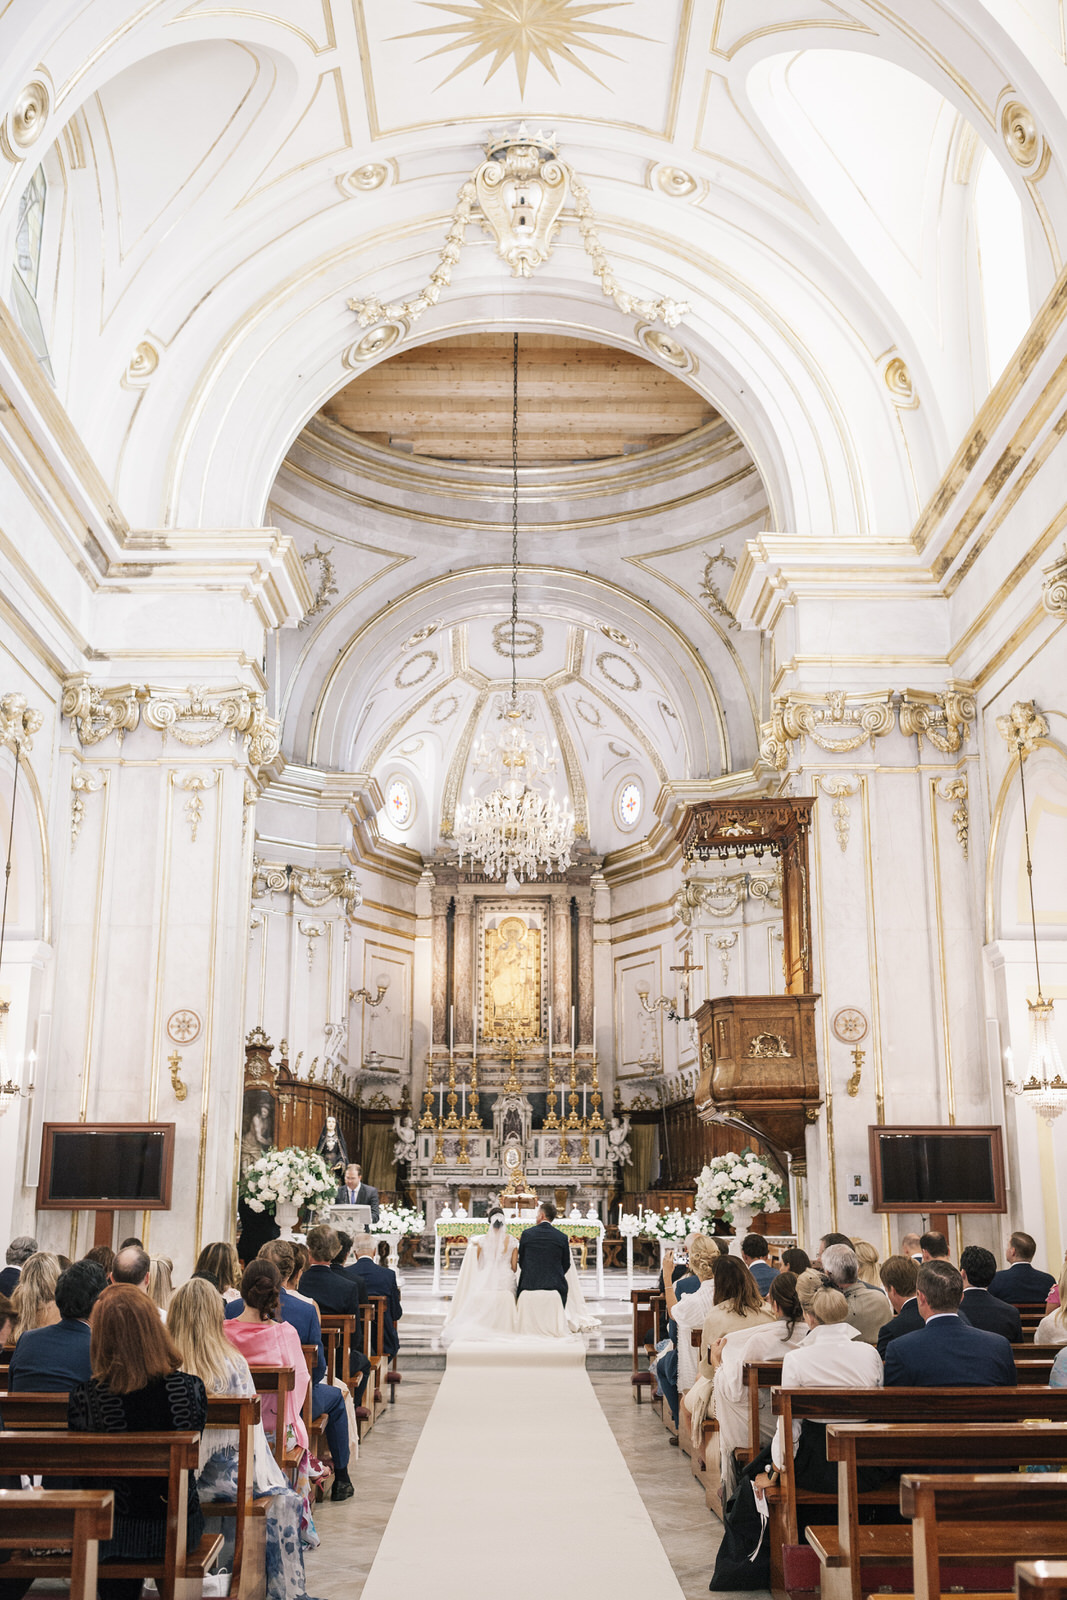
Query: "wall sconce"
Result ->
[[350, 976, 389, 1008], [0, 1048, 34, 1116], [635, 980, 680, 1023]]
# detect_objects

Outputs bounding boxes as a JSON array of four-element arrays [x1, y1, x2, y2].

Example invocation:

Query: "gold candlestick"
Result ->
[[557, 1127, 571, 1165], [579, 1118, 591, 1164], [589, 1053, 605, 1130], [503, 1034, 523, 1095], [432, 1118, 445, 1163], [566, 1053, 582, 1129], [543, 1049, 560, 1129], [419, 1052, 436, 1129], [466, 1054, 483, 1129], [444, 1050, 461, 1129], [457, 1121, 471, 1164]]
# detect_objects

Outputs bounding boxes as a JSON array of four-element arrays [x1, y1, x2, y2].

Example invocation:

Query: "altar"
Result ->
[[432, 1216, 605, 1297]]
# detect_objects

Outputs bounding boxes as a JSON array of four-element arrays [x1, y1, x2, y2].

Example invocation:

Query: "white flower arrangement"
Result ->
[[694, 1149, 785, 1226], [241, 1146, 335, 1214], [375, 1204, 425, 1237], [639, 1207, 696, 1242], [618, 1213, 645, 1237]]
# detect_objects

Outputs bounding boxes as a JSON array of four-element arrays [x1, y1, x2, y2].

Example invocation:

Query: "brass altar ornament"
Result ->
[[846, 1048, 864, 1098], [168, 1050, 188, 1103]]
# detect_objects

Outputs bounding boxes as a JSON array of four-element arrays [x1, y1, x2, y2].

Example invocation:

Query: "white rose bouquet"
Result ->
[[639, 1207, 696, 1242], [694, 1149, 785, 1226], [376, 1204, 425, 1237], [617, 1213, 645, 1238], [240, 1146, 336, 1214]]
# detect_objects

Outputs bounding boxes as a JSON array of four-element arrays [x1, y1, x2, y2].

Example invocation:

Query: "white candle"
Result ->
[[449, 1006, 454, 1053], [592, 1006, 596, 1044], [438, 1086, 443, 1118], [571, 1006, 576, 1052], [430, 1007, 434, 1048], [548, 1004, 553, 1058], [472, 1029, 477, 1063], [462, 1084, 467, 1116], [1004, 1046, 1016, 1083], [583, 1086, 587, 1119]]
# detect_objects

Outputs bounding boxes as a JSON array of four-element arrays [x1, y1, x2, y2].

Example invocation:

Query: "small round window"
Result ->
[[385, 776, 414, 830], [616, 778, 643, 830]]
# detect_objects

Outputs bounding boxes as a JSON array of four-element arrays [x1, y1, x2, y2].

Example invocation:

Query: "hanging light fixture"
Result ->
[[454, 333, 575, 893], [1003, 722, 1067, 1123]]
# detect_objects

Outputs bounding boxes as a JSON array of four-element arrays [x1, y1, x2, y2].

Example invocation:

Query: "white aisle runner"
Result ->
[[359, 1337, 686, 1600]]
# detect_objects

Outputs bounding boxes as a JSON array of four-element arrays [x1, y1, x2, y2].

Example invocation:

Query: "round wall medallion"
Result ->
[[167, 1009, 201, 1044], [656, 165, 698, 197], [429, 694, 459, 724], [616, 778, 644, 830], [636, 323, 694, 373], [596, 651, 641, 692], [599, 623, 637, 651], [831, 1007, 868, 1043], [492, 619, 543, 658], [350, 163, 389, 190], [402, 622, 439, 647], [574, 698, 603, 726], [11, 80, 49, 148], [385, 775, 414, 829], [394, 650, 438, 688], [344, 321, 406, 365], [1000, 98, 1040, 167]]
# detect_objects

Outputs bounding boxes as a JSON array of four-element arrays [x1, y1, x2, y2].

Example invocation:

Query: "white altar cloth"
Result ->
[[358, 1340, 686, 1600]]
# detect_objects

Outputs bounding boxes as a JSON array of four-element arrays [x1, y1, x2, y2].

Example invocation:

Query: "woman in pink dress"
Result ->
[[223, 1258, 317, 1543]]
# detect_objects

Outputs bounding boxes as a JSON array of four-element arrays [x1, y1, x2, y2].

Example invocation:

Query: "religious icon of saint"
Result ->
[[316, 1114, 349, 1182], [240, 1087, 274, 1176]]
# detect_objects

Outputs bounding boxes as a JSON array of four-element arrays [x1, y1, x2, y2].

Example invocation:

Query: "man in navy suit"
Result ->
[[0, 1235, 37, 1299], [741, 1234, 777, 1295], [345, 1235, 402, 1359], [517, 1201, 571, 1304], [335, 1164, 380, 1224], [8, 1260, 104, 1392], [959, 1245, 1023, 1341], [876, 1254, 924, 1358], [885, 1260, 1017, 1387], [988, 1232, 1056, 1305], [225, 1239, 355, 1501], [301, 1224, 371, 1408]]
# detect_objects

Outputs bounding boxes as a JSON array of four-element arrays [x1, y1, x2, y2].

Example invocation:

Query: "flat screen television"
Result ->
[[869, 1125, 1006, 1213], [37, 1123, 175, 1209]]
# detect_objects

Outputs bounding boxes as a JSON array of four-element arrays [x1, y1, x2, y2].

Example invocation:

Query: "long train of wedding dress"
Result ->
[[439, 1221, 599, 1345]]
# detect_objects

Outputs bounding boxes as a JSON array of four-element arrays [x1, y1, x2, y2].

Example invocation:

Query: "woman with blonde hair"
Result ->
[[11, 1250, 62, 1338], [852, 1240, 885, 1290], [195, 1241, 242, 1302], [653, 1235, 719, 1426], [169, 1277, 313, 1599], [1035, 1262, 1067, 1345], [148, 1256, 174, 1316]]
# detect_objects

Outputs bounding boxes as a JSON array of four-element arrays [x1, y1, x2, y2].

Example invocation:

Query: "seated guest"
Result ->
[[709, 1269, 884, 1592], [68, 1284, 207, 1600], [11, 1251, 62, 1337], [650, 1236, 718, 1428], [779, 1247, 810, 1276], [989, 1231, 1056, 1304], [0, 1235, 37, 1298], [345, 1233, 403, 1361], [853, 1240, 884, 1288], [169, 1277, 317, 1588], [876, 1254, 922, 1357], [921, 1231, 950, 1260], [822, 1243, 892, 1345], [959, 1245, 1023, 1341], [1034, 1261, 1067, 1346], [8, 1260, 105, 1391], [237, 1200, 280, 1267], [82, 1244, 115, 1279], [901, 1232, 923, 1262], [236, 1240, 355, 1497], [299, 1225, 370, 1406], [1050, 1346, 1067, 1386], [109, 1245, 151, 1292], [885, 1260, 1017, 1386], [331, 1232, 353, 1273], [196, 1242, 242, 1303], [148, 1256, 174, 1318], [0, 1292, 14, 1343], [814, 1232, 853, 1266], [223, 1261, 325, 1520], [740, 1234, 777, 1295], [286, 1244, 313, 1302], [697, 1256, 775, 1381], [119, 1237, 143, 1250], [703, 1270, 808, 1501], [377, 1240, 391, 1268], [653, 1234, 699, 1337]]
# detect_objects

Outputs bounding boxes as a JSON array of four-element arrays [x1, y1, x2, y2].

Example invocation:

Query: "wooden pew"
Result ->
[[0, 1489, 113, 1600], [248, 1364, 297, 1473], [805, 1424, 1067, 1600], [902, 1473, 1067, 1600], [367, 1294, 388, 1416], [767, 1388, 1067, 1600], [320, 1312, 373, 1438], [0, 1431, 222, 1600], [630, 1288, 663, 1402], [0, 1391, 266, 1600], [1018, 1562, 1067, 1600]]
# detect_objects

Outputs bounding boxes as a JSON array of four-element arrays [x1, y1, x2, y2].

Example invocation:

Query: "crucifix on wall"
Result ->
[[669, 953, 703, 1019]]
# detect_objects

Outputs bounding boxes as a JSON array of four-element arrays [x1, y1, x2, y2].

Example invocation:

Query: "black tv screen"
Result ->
[[870, 1126, 1005, 1211], [40, 1124, 174, 1207]]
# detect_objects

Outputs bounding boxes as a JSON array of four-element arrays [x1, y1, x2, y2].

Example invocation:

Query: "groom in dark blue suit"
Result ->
[[517, 1200, 571, 1305], [885, 1260, 1017, 1388]]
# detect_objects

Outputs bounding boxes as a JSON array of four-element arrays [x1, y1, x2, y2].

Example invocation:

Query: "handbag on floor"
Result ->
[[708, 1448, 773, 1591]]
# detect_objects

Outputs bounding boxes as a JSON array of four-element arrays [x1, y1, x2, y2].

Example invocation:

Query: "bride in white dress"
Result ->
[[441, 1208, 519, 1345], [440, 1207, 600, 1346]]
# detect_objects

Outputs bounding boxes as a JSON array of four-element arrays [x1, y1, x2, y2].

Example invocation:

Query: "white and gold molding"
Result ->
[[60, 676, 281, 775], [0, 691, 43, 752], [759, 686, 976, 770], [251, 857, 363, 915], [1042, 549, 1067, 617]]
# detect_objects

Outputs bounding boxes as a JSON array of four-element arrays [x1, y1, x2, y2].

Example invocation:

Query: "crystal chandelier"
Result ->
[[454, 334, 575, 893], [1004, 724, 1067, 1123]]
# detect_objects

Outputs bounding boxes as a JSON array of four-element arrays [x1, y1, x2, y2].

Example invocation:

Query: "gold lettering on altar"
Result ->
[[483, 914, 541, 1041]]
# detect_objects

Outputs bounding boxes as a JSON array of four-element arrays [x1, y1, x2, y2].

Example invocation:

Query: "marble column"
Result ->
[[454, 894, 474, 1049], [551, 891, 572, 1050], [431, 890, 449, 1047], [577, 892, 594, 1048]]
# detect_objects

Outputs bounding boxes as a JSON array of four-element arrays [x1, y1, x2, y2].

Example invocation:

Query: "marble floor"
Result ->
[[304, 1370, 769, 1600]]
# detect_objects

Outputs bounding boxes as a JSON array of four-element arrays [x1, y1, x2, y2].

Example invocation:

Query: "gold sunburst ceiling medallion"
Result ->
[[396, 0, 646, 95]]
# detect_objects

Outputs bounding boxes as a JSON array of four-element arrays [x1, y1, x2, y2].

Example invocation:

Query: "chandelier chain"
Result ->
[[511, 330, 519, 705], [1017, 734, 1044, 1003]]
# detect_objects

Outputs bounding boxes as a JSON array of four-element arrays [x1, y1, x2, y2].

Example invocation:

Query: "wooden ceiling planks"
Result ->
[[323, 332, 716, 464]]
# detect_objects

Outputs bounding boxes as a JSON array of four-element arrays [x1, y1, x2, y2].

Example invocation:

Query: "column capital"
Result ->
[[60, 675, 280, 775]]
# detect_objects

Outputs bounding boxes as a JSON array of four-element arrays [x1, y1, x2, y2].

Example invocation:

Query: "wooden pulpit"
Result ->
[[678, 798, 822, 1160]]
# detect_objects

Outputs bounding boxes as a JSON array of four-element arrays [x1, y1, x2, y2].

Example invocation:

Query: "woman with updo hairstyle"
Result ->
[[852, 1239, 885, 1291], [709, 1268, 885, 1591], [703, 1271, 810, 1500], [223, 1260, 312, 1505]]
